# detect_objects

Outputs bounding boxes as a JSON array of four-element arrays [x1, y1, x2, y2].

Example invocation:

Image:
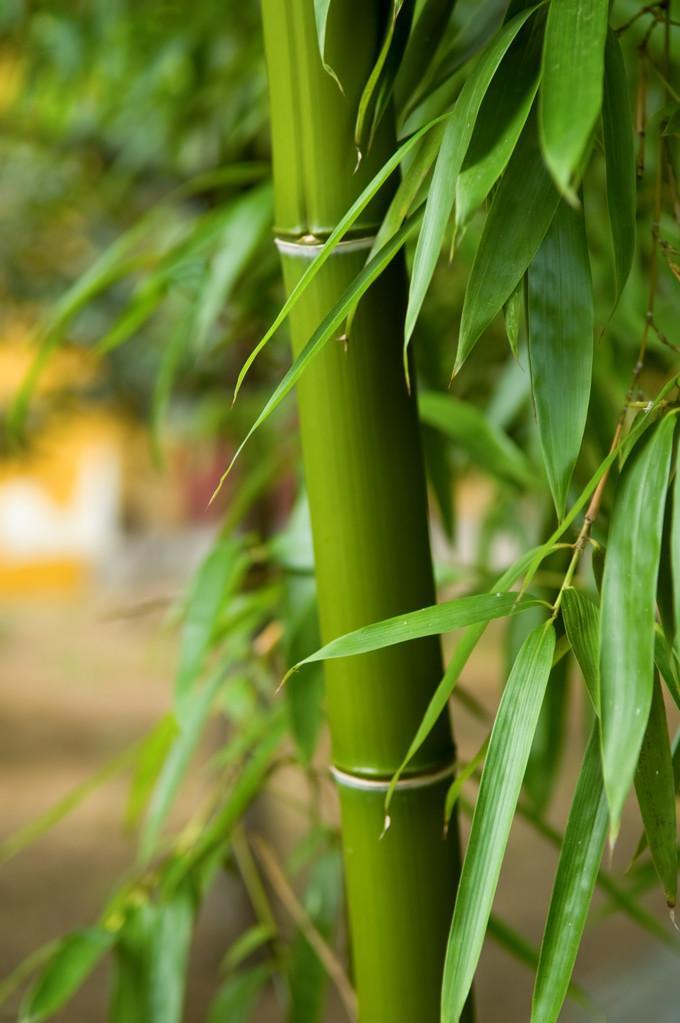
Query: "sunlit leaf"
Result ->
[[528, 199, 593, 517], [540, 0, 608, 198], [442, 622, 555, 1022], [600, 416, 676, 840]]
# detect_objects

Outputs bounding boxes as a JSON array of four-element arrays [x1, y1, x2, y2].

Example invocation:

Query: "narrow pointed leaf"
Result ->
[[405, 5, 538, 348], [455, 117, 560, 376], [528, 200, 594, 517], [442, 622, 555, 1022], [314, 0, 342, 90], [291, 592, 541, 674], [419, 390, 534, 487], [355, 0, 415, 153], [531, 727, 608, 1023], [20, 928, 114, 1022], [561, 588, 600, 711], [444, 736, 489, 828], [600, 416, 675, 838], [456, 20, 541, 229], [634, 674, 678, 908], [540, 0, 608, 197], [602, 29, 636, 301], [148, 887, 194, 1023]]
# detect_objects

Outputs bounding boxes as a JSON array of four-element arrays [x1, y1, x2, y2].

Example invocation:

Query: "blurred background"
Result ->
[[0, 1, 678, 1020]]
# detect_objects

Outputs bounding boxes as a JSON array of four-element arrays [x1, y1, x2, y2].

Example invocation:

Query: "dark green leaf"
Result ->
[[355, 0, 415, 153], [20, 929, 113, 1022], [634, 674, 678, 908], [540, 0, 608, 198], [600, 416, 675, 839], [602, 29, 636, 301], [528, 199, 594, 517], [110, 903, 157, 1023], [442, 622, 555, 1022], [455, 116, 560, 376], [405, 5, 538, 351], [531, 727, 607, 1023]]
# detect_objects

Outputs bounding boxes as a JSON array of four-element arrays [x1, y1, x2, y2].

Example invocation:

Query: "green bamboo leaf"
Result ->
[[405, 5, 538, 355], [313, 0, 342, 91], [372, 122, 444, 254], [672, 439, 680, 656], [386, 546, 543, 810], [634, 674, 678, 908], [444, 736, 489, 829], [602, 29, 636, 301], [148, 886, 194, 1023], [456, 18, 541, 229], [218, 214, 422, 495], [455, 115, 560, 377], [110, 902, 157, 1023], [422, 423, 455, 539], [528, 199, 594, 517], [419, 390, 534, 487], [223, 924, 275, 973], [600, 416, 676, 840], [19, 928, 114, 1023], [561, 588, 600, 711], [655, 630, 680, 712], [175, 537, 249, 707], [141, 673, 224, 863], [488, 915, 590, 1009], [289, 592, 542, 676], [524, 652, 570, 812], [125, 715, 178, 830], [539, 0, 608, 199], [395, 0, 455, 107], [442, 622, 556, 1022], [531, 727, 608, 1023], [206, 965, 271, 1023], [502, 279, 523, 360], [355, 0, 415, 154], [233, 115, 448, 401]]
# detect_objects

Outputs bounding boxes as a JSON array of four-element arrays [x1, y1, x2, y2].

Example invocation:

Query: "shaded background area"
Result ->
[[0, 1, 679, 1020]]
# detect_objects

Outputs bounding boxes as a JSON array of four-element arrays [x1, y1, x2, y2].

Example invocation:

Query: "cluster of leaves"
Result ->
[[1, 1, 680, 1022]]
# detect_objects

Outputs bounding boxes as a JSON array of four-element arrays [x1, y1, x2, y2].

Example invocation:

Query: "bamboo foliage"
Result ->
[[2, 1, 680, 1021]]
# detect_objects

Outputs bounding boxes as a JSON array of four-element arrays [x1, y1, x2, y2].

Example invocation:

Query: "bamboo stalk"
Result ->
[[260, 3, 467, 1019]]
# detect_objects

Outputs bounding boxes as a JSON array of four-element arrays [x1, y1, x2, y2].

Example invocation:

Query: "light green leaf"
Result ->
[[110, 902, 157, 1023], [148, 886, 194, 1023], [456, 18, 541, 229], [233, 115, 448, 401], [217, 214, 422, 495], [602, 29, 636, 301], [313, 0, 342, 90], [405, 5, 538, 354], [223, 923, 275, 973], [442, 622, 555, 1022], [528, 199, 593, 517], [206, 965, 271, 1023], [540, 0, 608, 198], [455, 115, 560, 377], [175, 537, 248, 707], [372, 121, 444, 254], [125, 715, 179, 830], [600, 416, 676, 840], [634, 674, 678, 908], [20, 928, 114, 1023], [561, 588, 600, 711], [419, 390, 534, 487], [385, 546, 544, 810], [503, 280, 523, 360], [289, 592, 542, 676], [531, 727, 607, 1023]]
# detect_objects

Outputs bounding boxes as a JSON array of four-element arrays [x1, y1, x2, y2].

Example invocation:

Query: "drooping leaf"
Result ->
[[528, 199, 594, 517], [125, 715, 179, 830], [419, 390, 534, 487], [456, 17, 542, 229], [600, 416, 676, 840], [524, 651, 570, 813], [110, 902, 157, 1023], [655, 630, 680, 712], [175, 537, 249, 708], [561, 588, 600, 711], [289, 592, 542, 676], [355, 0, 415, 154], [444, 736, 489, 829], [540, 0, 608, 198], [372, 122, 445, 254], [602, 29, 636, 301], [455, 115, 560, 377], [531, 727, 608, 1023], [441, 622, 555, 1022], [148, 886, 194, 1023], [313, 0, 342, 91], [405, 5, 539, 354], [19, 928, 114, 1023], [395, 0, 455, 107], [634, 674, 678, 908], [206, 966, 271, 1023]]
